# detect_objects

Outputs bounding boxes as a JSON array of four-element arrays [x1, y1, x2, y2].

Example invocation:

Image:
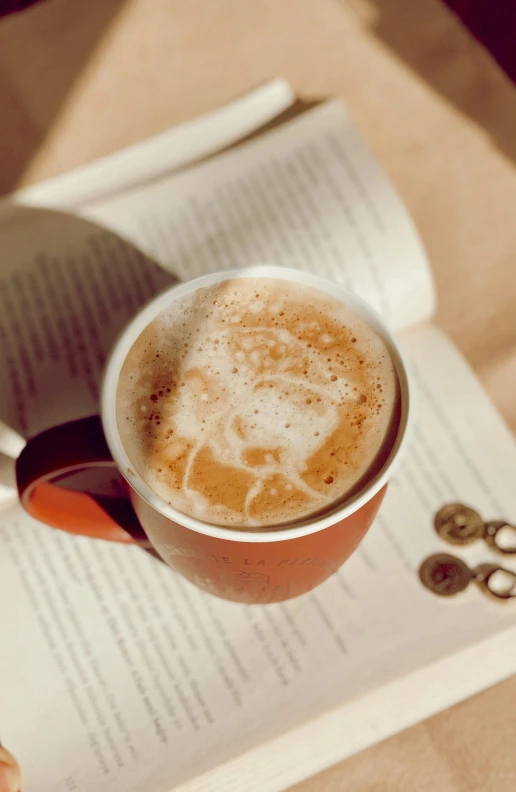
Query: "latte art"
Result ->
[[117, 278, 400, 528]]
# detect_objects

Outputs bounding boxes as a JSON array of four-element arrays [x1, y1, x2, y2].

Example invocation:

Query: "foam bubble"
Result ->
[[117, 278, 400, 529]]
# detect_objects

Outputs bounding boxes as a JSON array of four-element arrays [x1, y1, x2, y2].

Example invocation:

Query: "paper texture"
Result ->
[[0, 87, 514, 792], [179, 605, 516, 792], [83, 101, 435, 333], [0, 204, 173, 442]]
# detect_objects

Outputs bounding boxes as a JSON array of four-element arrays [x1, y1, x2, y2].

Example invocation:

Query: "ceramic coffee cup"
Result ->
[[16, 266, 410, 603]]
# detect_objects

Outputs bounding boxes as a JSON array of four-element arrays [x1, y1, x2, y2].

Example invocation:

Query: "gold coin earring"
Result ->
[[434, 503, 516, 555], [419, 553, 516, 601]]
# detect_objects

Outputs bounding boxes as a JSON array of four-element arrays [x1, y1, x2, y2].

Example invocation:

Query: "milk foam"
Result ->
[[117, 278, 399, 528]]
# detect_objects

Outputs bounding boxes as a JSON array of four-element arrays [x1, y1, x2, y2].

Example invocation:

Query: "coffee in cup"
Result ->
[[116, 278, 400, 529]]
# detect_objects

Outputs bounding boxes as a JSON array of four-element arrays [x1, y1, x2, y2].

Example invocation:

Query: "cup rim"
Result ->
[[101, 265, 410, 544]]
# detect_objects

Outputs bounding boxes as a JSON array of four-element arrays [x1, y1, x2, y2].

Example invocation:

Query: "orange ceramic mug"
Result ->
[[16, 267, 410, 603]]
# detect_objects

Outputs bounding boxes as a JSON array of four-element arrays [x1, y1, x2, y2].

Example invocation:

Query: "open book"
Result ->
[[1, 80, 515, 792]]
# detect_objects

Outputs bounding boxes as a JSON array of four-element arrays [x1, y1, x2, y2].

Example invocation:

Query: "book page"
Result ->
[[9, 79, 295, 210], [0, 204, 173, 441], [0, 204, 174, 508], [2, 323, 516, 792], [81, 100, 435, 333]]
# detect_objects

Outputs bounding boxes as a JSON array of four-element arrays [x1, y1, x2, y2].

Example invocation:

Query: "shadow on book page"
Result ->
[[0, 203, 178, 514], [0, 204, 176, 444]]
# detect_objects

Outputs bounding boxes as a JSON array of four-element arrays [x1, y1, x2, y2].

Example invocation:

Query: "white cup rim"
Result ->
[[101, 265, 410, 544]]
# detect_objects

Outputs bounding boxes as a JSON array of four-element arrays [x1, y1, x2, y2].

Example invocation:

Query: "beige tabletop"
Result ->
[[1, 0, 516, 789]]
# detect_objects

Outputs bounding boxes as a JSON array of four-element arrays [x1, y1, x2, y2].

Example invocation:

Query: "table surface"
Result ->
[[1, 0, 516, 789]]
